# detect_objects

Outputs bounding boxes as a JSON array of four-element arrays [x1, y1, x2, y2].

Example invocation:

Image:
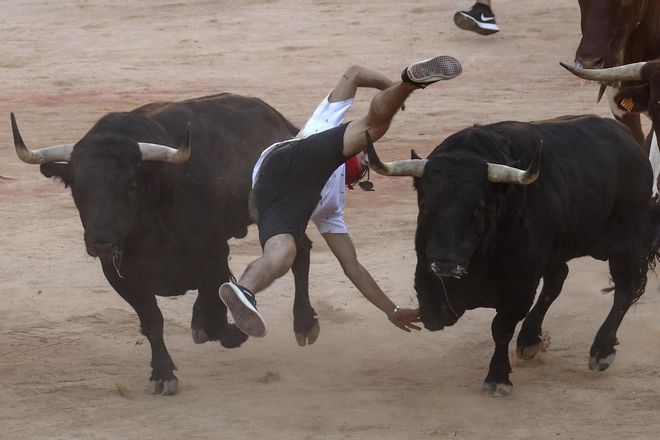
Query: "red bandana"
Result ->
[[345, 156, 364, 189]]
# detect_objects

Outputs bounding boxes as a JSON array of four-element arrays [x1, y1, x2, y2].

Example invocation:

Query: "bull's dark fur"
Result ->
[[35, 93, 319, 394], [413, 115, 660, 394]]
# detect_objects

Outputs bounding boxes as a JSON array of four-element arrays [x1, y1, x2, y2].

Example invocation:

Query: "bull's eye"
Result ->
[[128, 182, 138, 193]]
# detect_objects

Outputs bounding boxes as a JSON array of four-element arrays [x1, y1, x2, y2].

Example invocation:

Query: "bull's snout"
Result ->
[[575, 56, 604, 70], [422, 320, 445, 331], [419, 303, 460, 331], [430, 261, 468, 279], [85, 241, 118, 258]]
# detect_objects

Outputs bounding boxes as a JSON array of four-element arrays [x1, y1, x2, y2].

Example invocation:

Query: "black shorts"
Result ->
[[251, 123, 349, 247]]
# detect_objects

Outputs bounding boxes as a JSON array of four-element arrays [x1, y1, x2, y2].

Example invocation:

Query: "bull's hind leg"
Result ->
[[516, 262, 569, 360], [589, 253, 639, 371], [193, 286, 248, 349], [291, 233, 320, 346]]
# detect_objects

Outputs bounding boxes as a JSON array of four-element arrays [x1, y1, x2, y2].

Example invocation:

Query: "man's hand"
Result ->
[[388, 307, 422, 332]]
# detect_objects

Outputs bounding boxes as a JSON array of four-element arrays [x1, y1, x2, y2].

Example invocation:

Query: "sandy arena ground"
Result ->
[[3, 1, 660, 439]]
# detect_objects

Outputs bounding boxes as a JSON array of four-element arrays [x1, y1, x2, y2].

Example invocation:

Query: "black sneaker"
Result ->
[[401, 56, 462, 88], [219, 282, 267, 337], [454, 2, 500, 36]]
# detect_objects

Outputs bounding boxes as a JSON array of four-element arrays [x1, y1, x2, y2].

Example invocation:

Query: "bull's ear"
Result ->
[[412, 174, 423, 192], [615, 84, 650, 113], [40, 163, 73, 187], [411, 149, 422, 160]]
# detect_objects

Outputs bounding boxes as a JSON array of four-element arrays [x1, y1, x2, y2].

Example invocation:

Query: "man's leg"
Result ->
[[342, 55, 462, 158], [219, 233, 297, 337], [328, 65, 395, 103], [240, 234, 297, 294], [297, 65, 398, 139]]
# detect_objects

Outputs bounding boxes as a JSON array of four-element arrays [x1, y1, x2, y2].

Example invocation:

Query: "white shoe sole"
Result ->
[[406, 55, 463, 85], [454, 12, 500, 35], [220, 283, 267, 338]]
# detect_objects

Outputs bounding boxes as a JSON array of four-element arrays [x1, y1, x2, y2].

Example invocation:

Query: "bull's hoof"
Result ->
[[295, 320, 320, 347], [589, 352, 616, 371], [481, 381, 513, 397], [148, 377, 179, 396], [191, 328, 209, 344], [219, 324, 248, 349], [516, 342, 541, 360]]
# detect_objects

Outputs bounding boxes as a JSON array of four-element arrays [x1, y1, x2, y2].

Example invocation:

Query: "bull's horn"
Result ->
[[11, 113, 74, 164], [365, 130, 427, 178], [560, 61, 645, 82], [487, 141, 542, 185], [138, 122, 192, 163]]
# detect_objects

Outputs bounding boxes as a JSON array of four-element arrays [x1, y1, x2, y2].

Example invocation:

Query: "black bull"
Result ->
[[12, 93, 320, 395], [367, 115, 660, 396]]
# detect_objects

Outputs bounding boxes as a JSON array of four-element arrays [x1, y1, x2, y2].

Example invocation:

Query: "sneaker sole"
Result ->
[[220, 283, 267, 338], [407, 56, 463, 85], [453, 12, 500, 35]]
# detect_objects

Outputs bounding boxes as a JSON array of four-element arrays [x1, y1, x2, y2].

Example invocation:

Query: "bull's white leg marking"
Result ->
[[295, 320, 320, 346], [481, 381, 513, 397], [589, 352, 616, 371], [649, 132, 660, 200], [516, 342, 541, 360], [161, 379, 178, 396], [148, 378, 178, 395]]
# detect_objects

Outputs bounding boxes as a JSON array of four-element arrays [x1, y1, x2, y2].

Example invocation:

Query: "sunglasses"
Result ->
[[357, 167, 374, 191]]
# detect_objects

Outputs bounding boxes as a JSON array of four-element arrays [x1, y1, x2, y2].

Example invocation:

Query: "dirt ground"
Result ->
[[3, 1, 660, 439]]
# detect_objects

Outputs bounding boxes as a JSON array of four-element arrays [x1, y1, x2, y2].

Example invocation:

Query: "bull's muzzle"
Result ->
[[85, 242, 118, 259], [430, 261, 468, 279], [420, 303, 460, 331]]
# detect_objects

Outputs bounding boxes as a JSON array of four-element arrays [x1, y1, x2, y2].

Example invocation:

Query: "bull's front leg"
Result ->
[[118, 291, 178, 395], [517, 262, 568, 360], [103, 266, 178, 395], [291, 233, 319, 346], [483, 312, 521, 397]]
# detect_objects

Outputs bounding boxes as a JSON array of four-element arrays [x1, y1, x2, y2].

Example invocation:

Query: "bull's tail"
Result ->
[[632, 203, 660, 302], [601, 203, 660, 300]]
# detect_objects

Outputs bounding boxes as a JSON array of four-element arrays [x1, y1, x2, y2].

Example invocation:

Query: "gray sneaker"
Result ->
[[401, 56, 463, 88], [219, 282, 267, 337]]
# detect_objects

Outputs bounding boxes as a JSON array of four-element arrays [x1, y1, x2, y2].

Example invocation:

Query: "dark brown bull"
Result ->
[[561, 60, 660, 199], [574, 0, 660, 145]]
